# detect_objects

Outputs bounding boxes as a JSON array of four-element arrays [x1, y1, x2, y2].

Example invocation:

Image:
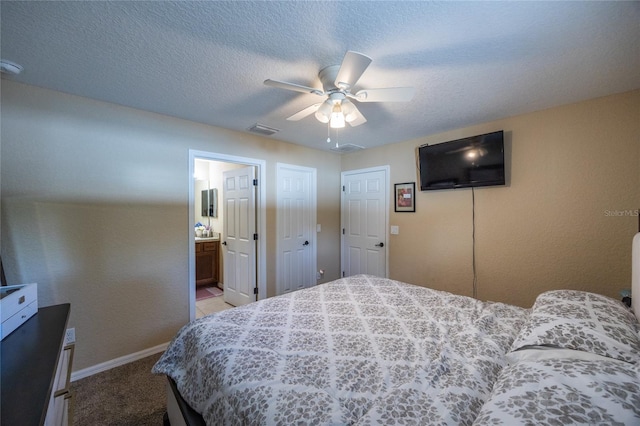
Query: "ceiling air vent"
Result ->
[[330, 143, 364, 154], [248, 123, 279, 136]]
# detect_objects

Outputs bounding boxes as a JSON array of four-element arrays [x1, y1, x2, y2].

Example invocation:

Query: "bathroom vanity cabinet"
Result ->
[[196, 240, 219, 287]]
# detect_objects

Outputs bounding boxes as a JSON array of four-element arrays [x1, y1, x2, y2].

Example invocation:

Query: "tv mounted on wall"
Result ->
[[418, 130, 505, 191]]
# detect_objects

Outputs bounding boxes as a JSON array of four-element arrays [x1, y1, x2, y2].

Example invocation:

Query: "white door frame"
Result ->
[[340, 165, 390, 278], [188, 150, 266, 321], [276, 163, 317, 295]]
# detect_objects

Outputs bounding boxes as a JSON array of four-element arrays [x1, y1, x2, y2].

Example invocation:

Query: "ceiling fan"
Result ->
[[264, 51, 415, 129]]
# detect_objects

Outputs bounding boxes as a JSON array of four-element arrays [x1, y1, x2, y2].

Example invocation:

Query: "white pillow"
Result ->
[[510, 290, 640, 364]]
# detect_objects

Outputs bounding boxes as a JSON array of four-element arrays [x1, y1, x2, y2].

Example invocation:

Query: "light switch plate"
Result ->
[[390, 226, 399, 235]]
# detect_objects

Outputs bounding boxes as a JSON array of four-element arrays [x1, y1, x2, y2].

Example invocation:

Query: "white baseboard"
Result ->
[[70, 342, 169, 382]]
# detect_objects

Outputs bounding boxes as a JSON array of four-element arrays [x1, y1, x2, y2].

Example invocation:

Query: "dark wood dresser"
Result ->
[[1, 303, 74, 425]]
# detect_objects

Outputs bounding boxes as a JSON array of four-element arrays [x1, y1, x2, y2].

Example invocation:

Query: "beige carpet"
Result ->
[[71, 352, 166, 425]]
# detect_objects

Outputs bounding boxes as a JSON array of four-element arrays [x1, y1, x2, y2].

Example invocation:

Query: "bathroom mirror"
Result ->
[[201, 188, 218, 217]]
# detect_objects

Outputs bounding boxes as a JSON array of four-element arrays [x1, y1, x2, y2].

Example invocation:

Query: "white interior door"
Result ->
[[341, 167, 389, 278], [222, 166, 257, 307], [276, 163, 317, 295]]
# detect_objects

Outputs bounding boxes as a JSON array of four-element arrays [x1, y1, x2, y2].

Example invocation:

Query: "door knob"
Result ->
[[303, 240, 309, 246], [375, 242, 384, 247], [222, 241, 227, 246]]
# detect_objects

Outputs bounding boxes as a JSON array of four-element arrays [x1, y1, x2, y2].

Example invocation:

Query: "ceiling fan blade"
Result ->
[[334, 51, 372, 90], [286, 103, 322, 121], [343, 101, 367, 127], [264, 79, 324, 96], [353, 87, 415, 102]]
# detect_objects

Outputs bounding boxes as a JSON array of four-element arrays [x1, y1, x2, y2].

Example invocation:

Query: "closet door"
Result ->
[[341, 167, 388, 278], [276, 163, 317, 295]]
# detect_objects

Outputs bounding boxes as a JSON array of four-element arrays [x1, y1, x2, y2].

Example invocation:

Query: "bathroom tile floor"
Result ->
[[196, 291, 235, 318]]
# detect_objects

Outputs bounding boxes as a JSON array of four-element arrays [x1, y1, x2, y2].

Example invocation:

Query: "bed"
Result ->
[[153, 233, 640, 425]]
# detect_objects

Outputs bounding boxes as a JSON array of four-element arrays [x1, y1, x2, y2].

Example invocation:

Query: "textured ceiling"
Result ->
[[1, 1, 639, 152]]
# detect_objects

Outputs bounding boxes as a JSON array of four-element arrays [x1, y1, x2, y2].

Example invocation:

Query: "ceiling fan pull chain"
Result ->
[[327, 123, 331, 143]]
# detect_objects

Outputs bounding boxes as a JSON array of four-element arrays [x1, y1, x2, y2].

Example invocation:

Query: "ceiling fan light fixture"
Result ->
[[329, 103, 345, 128], [341, 101, 357, 123], [315, 112, 329, 124], [330, 113, 345, 129], [344, 113, 356, 123], [314, 101, 332, 124], [265, 51, 414, 139]]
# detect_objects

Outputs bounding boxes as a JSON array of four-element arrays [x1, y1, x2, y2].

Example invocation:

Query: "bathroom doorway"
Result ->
[[188, 150, 266, 321]]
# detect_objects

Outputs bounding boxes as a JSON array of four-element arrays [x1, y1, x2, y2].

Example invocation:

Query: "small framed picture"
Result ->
[[394, 182, 415, 212]]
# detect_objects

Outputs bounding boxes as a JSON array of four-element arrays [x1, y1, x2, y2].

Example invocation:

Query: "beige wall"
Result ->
[[2, 79, 638, 372], [0, 81, 342, 370], [342, 90, 640, 308]]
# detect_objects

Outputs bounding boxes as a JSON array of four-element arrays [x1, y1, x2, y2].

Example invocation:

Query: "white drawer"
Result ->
[[1, 283, 38, 322], [1, 299, 38, 339]]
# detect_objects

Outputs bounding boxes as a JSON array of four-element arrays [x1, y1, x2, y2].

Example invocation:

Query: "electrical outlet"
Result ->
[[65, 327, 76, 345]]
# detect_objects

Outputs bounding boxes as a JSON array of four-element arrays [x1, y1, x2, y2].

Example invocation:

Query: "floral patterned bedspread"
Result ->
[[153, 275, 527, 425]]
